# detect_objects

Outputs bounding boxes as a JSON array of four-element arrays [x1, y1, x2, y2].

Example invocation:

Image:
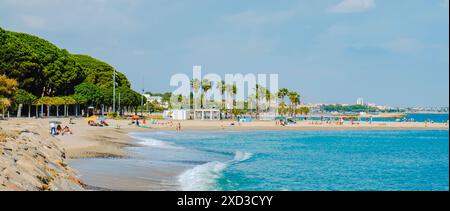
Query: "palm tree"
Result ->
[[300, 107, 310, 116], [277, 88, 289, 116], [277, 88, 289, 103], [278, 101, 287, 117], [265, 89, 273, 112], [201, 79, 212, 109], [190, 79, 201, 109], [288, 92, 300, 117], [217, 80, 226, 110], [225, 84, 238, 109], [255, 84, 262, 118], [255, 85, 272, 115], [232, 84, 238, 108]]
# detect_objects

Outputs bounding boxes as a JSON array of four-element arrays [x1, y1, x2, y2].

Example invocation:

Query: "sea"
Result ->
[[266, 113, 449, 123], [69, 114, 449, 191]]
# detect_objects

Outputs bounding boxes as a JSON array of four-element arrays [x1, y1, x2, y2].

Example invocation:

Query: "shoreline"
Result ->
[[1, 118, 448, 191], [3, 118, 448, 159]]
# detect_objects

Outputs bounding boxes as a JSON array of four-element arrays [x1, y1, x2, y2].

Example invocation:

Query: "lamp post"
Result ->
[[113, 69, 116, 113], [141, 89, 144, 116]]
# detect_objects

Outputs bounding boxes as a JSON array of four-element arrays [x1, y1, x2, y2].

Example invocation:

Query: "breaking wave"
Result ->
[[178, 151, 253, 191]]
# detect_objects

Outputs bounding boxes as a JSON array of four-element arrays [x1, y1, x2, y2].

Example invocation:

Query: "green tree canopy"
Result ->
[[0, 27, 131, 98], [15, 89, 37, 105], [321, 104, 379, 113], [71, 54, 130, 89], [117, 86, 144, 107], [74, 83, 104, 106]]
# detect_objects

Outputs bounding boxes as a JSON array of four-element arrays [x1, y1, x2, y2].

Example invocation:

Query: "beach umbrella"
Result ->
[[131, 115, 140, 120], [84, 115, 99, 121]]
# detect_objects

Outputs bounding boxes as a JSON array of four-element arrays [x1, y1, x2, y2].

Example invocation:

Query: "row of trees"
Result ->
[[277, 88, 309, 117], [321, 104, 379, 113], [19, 83, 145, 118], [185, 79, 309, 118], [1, 73, 146, 118], [1, 28, 146, 118]]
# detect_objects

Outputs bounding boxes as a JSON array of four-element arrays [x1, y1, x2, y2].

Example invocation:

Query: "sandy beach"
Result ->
[[56, 118, 449, 157], [3, 118, 449, 159], [1, 117, 448, 191]]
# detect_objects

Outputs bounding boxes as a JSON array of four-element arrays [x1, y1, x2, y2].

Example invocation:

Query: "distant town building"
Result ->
[[357, 98, 365, 105], [144, 94, 163, 104], [144, 94, 169, 108]]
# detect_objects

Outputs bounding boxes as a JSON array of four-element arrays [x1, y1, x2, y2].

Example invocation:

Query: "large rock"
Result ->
[[0, 127, 85, 191]]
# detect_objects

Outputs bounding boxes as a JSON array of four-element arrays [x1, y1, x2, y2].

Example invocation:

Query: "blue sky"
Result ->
[[0, 0, 448, 107]]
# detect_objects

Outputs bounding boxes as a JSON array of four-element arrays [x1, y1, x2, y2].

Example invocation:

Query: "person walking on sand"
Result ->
[[177, 123, 182, 131]]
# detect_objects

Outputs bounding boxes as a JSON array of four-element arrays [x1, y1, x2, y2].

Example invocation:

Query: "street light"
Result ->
[[113, 69, 116, 113], [141, 89, 144, 116]]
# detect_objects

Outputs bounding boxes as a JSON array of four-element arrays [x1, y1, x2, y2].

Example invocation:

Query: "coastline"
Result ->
[[3, 118, 449, 159], [1, 118, 448, 191]]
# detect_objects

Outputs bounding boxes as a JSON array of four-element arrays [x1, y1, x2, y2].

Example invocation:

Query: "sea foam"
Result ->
[[129, 134, 181, 149], [178, 151, 253, 191]]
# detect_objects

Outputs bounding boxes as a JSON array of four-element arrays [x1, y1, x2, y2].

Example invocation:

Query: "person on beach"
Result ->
[[61, 126, 73, 136], [50, 122, 56, 136], [56, 125, 62, 135], [177, 123, 182, 131]]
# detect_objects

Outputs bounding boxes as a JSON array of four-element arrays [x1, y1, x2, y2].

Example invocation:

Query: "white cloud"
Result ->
[[330, 0, 376, 13], [0, 0, 141, 31], [20, 15, 47, 29], [223, 9, 297, 25]]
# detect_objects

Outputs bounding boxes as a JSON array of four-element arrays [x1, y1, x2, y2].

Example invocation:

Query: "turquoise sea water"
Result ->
[[405, 113, 449, 123], [131, 130, 449, 191], [262, 113, 449, 123]]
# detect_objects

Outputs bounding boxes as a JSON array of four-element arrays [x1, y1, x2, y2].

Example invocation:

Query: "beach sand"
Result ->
[[1, 117, 448, 191], [7, 118, 448, 159]]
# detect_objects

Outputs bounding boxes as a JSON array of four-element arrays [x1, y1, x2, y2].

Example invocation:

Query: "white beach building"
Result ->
[[193, 109, 221, 120], [163, 109, 189, 120], [163, 109, 221, 120]]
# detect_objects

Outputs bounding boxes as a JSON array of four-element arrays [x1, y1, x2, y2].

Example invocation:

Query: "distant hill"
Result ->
[[0, 27, 130, 97]]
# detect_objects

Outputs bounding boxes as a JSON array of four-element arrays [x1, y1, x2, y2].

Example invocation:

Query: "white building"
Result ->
[[193, 109, 221, 120], [144, 94, 163, 104], [357, 98, 365, 105], [163, 109, 190, 120], [163, 109, 221, 120]]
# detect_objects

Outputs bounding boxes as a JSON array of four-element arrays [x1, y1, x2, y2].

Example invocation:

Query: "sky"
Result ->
[[0, 0, 448, 107]]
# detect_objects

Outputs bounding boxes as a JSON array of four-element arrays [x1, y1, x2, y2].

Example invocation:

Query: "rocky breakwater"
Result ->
[[0, 125, 85, 191]]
